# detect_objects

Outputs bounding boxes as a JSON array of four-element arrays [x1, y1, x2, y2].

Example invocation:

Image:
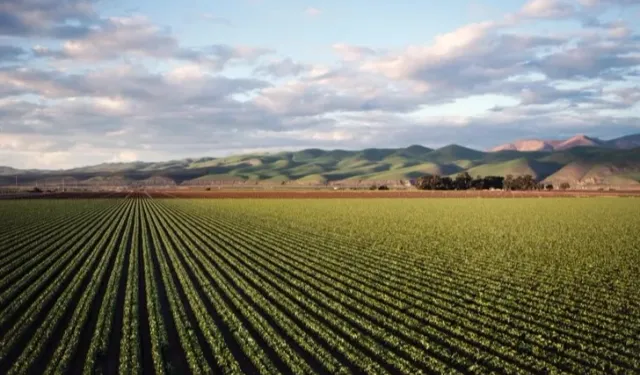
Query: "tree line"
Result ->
[[415, 173, 570, 191]]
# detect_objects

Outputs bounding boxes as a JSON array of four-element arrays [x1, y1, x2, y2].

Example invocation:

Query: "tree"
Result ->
[[506, 174, 537, 190], [417, 174, 504, 190], [416, 175, 443, 190], [454, 172, 473, 190], [519, 174, 536, 190], [415, 176, 429, 190], [483, 176, 504, 190], [440, 177, 454, 190], [470, 175, 484, 190], [545, 184, 553, 190], [504, 174, 514, 191], [560, 182, 571, 190]]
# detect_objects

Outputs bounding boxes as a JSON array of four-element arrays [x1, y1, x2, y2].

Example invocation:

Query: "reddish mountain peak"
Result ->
[[556, 134, 602, 150], [490, 133, 613, 152]]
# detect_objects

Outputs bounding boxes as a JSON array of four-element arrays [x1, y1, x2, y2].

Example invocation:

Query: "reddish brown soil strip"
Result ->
[[2, 190, 639, 200], [146, 190, 640, 199], [0, 192, 129, 200]]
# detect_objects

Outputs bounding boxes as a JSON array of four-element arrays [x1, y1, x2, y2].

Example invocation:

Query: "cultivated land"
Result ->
[[0, 196, 639, 374], [4, 189, 640, 200]]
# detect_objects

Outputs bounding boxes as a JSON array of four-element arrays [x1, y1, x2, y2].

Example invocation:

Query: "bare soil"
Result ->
[[146, 189, 640, 199], [3, 189, 640, 200]]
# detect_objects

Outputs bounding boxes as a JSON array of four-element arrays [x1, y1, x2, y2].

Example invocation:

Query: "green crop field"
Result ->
[[0, 196, 639, 374]]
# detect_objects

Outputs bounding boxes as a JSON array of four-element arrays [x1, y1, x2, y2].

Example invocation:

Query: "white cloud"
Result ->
[[58, 16, 179, 60], [430, 21, 496, 56], [111, 150, 138, 162], [0, 134, 22, 150], [253, 58, 309, 77], [519, 0, 576, 19], [360, 21, 498, 80], [92, 97, 132, 115], [105, 128, 130, 137], [579, 0, 640, 6], [166, 64, 207, 82]]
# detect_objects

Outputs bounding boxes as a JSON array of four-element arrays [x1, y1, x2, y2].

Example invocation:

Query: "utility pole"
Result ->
[[15, 175, 17, 191]]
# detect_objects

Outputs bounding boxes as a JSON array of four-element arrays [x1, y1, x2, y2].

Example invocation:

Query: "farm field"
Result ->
[[5, 188, 640, 201], [0, 195, 639, 374], [148, 189, 640, 199]]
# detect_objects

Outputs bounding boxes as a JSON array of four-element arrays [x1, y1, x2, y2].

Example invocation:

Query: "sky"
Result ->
[[1, 0, 640, 169]]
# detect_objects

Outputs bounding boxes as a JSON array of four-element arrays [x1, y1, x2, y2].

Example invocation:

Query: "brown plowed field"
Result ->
[[2, 189, 640, 200], [0, 191, 130, 200], [146, 189, 640, 199]]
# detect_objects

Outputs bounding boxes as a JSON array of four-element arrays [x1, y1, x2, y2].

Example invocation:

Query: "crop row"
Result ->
[[0, 195, 638, 374]]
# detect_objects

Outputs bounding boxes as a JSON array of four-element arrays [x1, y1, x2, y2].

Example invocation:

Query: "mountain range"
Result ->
[[1, 133, 640, 188], [489, 133, 640, 152]]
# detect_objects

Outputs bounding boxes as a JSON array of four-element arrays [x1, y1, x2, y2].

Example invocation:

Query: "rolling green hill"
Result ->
[[3, 143, 640, 188], [465, 158, 562, 180]]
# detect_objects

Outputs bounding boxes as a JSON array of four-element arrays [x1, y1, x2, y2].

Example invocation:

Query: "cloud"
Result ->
[[579, 0, 640, 6], [525, 36, 640, 79], [361, 21, 499, 80], [199, 44, 274, 67], [518, 0, 576, 19], [253, 58, 310, 77], [360, 26, 566, 100], [111, 150, 138, 163], [514, 0, 640, 23], [251, 73, 432, 117], [166, 64, 207, 82], [30, 16, 273, 70], [0, 0, 96, 38], [1, 0, 640, 169], [305, 7, 322, 16], [54, 16, 179, 60], [0, 64, 273, 142], [0, 134, 156, 169], [0, 45, 28, 62]]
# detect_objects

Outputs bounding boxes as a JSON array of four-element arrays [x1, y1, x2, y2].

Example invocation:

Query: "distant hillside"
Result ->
[[606, 134, 640, 150], [2, 136, 640, 189], [491, 140, 556, 152], [543, 161, 640, 187], [0, 166, 22, 175], [465, 159, 561, 181], [490, 133, 640, 152]]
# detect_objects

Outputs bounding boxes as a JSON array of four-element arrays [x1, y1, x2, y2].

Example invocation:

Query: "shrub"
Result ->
[[560, 182, 571, 190]]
